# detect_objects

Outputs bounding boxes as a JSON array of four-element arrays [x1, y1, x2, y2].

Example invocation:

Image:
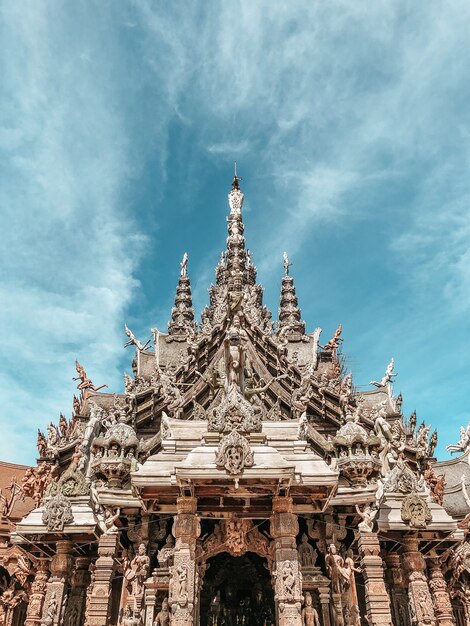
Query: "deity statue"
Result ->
[[180, 252, 188, 277], [124, 324, 150, 351], [73, 360, 107, 392], [355, 503, 378, 533], [154, 597, 170, 626], [283, 251, 292, 276], [124, 543, 150, 598], [369, 358, 397, 389], [224, 314, 246, 392], [37, 430, 47, 457], [325, 544, 349, 594], [446, 423, 470, 454], [320, 324, 343, 353], [302, 592, 320, 626], [298, 534, 317, 568]]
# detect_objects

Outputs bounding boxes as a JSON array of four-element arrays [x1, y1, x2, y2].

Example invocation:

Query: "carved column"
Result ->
[[427, 557, 455, 626], [40, 540, 74, 626], [169, 496, 200, 626], [384, 553, 410, 626], [64, 556, 90, 626], [401, 537, 436, 626], [318, 587, 331, 626], [85, 533, 119, 626], [357, 531, 393, 626], [270, 496, 302, 626], [25, 561, 50, 626]]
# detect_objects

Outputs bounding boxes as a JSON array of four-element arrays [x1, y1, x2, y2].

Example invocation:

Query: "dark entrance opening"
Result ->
[[200, 552, 275, 626]]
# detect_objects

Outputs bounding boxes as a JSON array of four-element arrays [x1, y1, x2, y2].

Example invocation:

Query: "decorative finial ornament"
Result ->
[[283, 252, 291, 276], [180, 252, 188, 277]]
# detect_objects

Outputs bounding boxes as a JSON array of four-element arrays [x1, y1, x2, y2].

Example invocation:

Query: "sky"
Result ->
[[1, 1, 469, 464]]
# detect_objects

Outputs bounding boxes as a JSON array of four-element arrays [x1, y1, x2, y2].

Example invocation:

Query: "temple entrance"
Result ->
[[200, 552, 275, 626]]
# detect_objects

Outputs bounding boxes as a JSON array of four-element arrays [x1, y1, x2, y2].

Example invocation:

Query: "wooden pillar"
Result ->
[[25, 561, 50, 626], [357, 531, 393, 626], [384, 553, 410, 626], [84, 533, 119, 626], [64, 556, 90, 626], [169, 496, 200, 626], [270, 496, 302, 626], [318, 587, 331, 626], [41, 540, 74, 626], [400, 537, 436, 626], [427, 557, 455, 626]]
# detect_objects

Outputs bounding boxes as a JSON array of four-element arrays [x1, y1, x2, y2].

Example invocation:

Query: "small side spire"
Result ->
[[278, 253, 305, 336], [168, 253, 197, 337]]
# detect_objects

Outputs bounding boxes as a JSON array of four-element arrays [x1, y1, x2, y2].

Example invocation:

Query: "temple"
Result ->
[[0, 174, 469, 626]]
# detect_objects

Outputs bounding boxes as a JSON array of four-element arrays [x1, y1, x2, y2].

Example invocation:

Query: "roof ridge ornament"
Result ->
[[168, 253, 197, 339]]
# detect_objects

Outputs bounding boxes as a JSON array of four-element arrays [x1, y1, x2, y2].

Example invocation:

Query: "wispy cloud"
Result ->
[[2, 1, 470, 462]]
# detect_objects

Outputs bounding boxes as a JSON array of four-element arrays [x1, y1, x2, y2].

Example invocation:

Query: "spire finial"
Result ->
[[168, 255, 196, 337], [180, 252, 188, 277], [231, 162, 242, 191], [283, 252, 291, 276]]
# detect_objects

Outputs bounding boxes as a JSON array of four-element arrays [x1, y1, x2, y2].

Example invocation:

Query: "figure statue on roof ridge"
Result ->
[[180, 252, 188, 277], [73, 360, 107, 393], [320, 324, 343, 353], [124, 324, 150, 351], [369, 357, 397, 390], [446, 423, 470, 455]]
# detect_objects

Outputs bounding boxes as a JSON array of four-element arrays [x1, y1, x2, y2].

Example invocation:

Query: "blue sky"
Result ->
[[1, 1, 469, 464]]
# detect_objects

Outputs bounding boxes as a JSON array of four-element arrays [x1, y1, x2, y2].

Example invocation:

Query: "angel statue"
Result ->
[[370, 358, 397, 389]]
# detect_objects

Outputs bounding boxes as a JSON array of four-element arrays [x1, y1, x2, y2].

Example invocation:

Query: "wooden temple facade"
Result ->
[[0, 175, 469, 626]]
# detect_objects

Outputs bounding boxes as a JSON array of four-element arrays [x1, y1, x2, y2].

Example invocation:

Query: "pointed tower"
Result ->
[[278, 252, 305, 335], [168, 253, 197, 337]]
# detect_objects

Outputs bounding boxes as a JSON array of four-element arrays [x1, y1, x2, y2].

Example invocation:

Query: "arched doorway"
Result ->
[[200, 552, 275, 626]]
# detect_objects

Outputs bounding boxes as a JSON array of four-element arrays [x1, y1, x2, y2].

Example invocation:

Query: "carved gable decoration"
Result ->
[[401, 493, 432, 529], [47, 462, 89, 498], [42, 493, 74, 531], [383, 457, 419, 494], [215, 429, 254, 476], [208, 387, 261, 434]]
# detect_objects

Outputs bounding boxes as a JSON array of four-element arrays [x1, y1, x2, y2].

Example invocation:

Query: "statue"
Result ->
[[283, 251, 292, 276], [73, 360, 107, 392], [446, 423, 470, 454], [180, 252, 188, 277], [409, 410, 417, 433], [124, 324, 150, 351], [325, 544, 349, 594], [36, 430, 47, 457], [124, 543, 150, 598], [298, 534, 317, 568], [355, 503, 378, 532], [429, 430, 438, 456], [373, 407, 394, 474], [302, 592, 320, 626], [281, 561, 296, 599], [104, 507, 121, 534], [175, 565, 188, 602], [224, 314, 246, 392], [369, 358, 397, 389], [154, 597, 170, 626], [59, 413, 68, 439], [320, 324, 343, 353]]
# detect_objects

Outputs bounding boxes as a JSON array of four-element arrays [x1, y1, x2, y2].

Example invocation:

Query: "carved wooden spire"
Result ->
[[278, 253, 305, 336], [168, 253, 196, 337]]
